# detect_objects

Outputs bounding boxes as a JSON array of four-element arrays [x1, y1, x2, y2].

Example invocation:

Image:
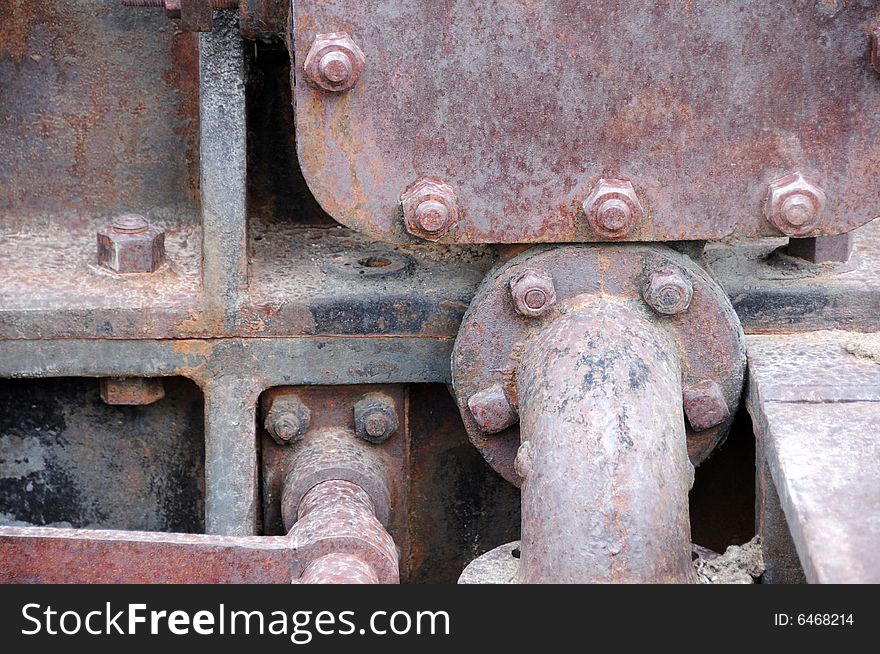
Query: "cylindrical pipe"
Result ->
[[288, 478, 399, 584], [516, 300, 694, 583]]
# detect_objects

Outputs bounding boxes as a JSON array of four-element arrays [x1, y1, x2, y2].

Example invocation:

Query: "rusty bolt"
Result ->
[[96, 213, 165, 274], [582, 178, 644, 239], [683, 380, 730, 432], [643, 268, 693, 316], [265, 395, 311, 445], [353, 393, 399, 444], [99, 377, 165, 406], [401, 177, 459, 240], [765, 172, 827, 236], [467, 383, 519, 434], [871, 27, 880, 74], [509, 269, 557, 318], [304, 32, 365, 92]]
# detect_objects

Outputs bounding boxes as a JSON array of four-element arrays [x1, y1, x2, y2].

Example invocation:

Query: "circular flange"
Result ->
[[451, 244, 746, 487]]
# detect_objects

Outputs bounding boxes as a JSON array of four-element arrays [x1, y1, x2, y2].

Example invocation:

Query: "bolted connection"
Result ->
[[96, 213, 165, 274], [582, 178, 645, 239], [401, 177, 459, 240], [304, 32, 366, 92], [265, 395, 311, 445], [643, 267, 693, 316], [467, 383, 519, 434], [682, 380, 730, 432], [353, 393, 399, 444], [509, 269, 557, 318], [765, 172, 827, 236]]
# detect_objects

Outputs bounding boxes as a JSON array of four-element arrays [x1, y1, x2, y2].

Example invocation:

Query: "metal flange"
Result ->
[[451, 244, 746, 487]]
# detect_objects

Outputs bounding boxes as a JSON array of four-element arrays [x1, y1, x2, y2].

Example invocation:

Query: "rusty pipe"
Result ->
[[515, 300, 695, 583], [282, 433, 399, 584]]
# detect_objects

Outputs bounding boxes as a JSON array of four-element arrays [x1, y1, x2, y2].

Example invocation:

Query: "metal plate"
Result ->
[[292, 1, 880, 244]]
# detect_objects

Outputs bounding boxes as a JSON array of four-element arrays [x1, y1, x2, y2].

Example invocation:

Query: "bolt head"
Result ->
[[765, 172, 827, 236], [265, 396, 311, 445], [467, 383, 519, 434], [582, 179, 644, 239], [97, 214, 165, 274], [509, 269, 557, 318], [304, 32, 365, 92], [643, 268, 693, 316], [354, 394, 399, 444], [401, 177, 459, 240], [683, 380, 730, 431]]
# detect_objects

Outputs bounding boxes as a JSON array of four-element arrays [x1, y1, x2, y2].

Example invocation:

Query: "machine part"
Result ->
[[467, 383, 518, 435], [290, 479, 399, 584], [96, 214, 165, 274], [451, 244, 746, 486], [353, 393, 399, 444], [787, 233, 854, 264], [642, 267, 693, 316], [292, 1, 879, 243], [582, 179, 645, 240], [264, 394, 311, 445], [765, 172, 827, 237], [99, 377, 166, 405], [401, 178, 460, 241], [514, 302, 694, 583], [509, 269, 557, 318], [303, 33, 366, 92], [683, 380, 731, 432], [279, 430, 392, 531]]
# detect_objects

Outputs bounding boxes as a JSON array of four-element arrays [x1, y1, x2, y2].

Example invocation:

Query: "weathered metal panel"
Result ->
[[292, 0, 880, 244], [747, 332, 880, 583]]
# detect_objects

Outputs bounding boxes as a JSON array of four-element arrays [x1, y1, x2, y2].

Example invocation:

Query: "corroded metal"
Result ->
[[99, 377, 166, 405], [96, 214, 166, 274], [516, 302, 694, 583], [293, 1, 880, 243], [451, 244, 746, 485]]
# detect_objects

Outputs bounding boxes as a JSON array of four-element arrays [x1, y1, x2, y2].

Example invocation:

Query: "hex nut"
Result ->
[[265, 396, 311, 445], [765, 172, 827, 236], [96, 213, 165, 274], [353, 393, 399, 444], [467, 383, 519, 434], [304, 32, 366, 92], [643, 268, 693, 316], [401, 177, 459, 240], [582, 179, 644, 239], [99, 377, 165, 406], [509, 269, 557, 318], [683, 380, 730, 432]]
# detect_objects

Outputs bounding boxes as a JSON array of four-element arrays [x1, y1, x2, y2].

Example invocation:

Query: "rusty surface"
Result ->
[[0, 0, 200, 223], [291, 479, 399, 584], [683, 380, 730, 432], [787, 232, 853, 264], [352, 393, 399, 444], [707, 219, 880, 333], [96, 214, 166, 274], [240, 0, 288, 41], [99, 376, 166, 405], [261, 386, 408, 571], [516, 302, 694, 583], [264, 394, 310, 445], [0, 526, 300, 583], [293, 1, 880, 244], [747, 332, 880, 583], [451, 244, 746, 486]]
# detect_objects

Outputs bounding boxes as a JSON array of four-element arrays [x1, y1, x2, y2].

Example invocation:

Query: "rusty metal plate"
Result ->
[[292, 1, 880, 244], [451, 244, 746, 485]]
